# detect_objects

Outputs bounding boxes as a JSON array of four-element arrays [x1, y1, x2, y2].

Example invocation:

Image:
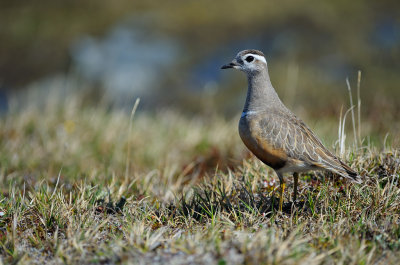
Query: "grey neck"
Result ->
[[242, 65, 285, 113]]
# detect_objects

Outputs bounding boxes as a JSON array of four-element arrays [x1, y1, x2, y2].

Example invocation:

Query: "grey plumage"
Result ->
[[222, 49, 362, 209]]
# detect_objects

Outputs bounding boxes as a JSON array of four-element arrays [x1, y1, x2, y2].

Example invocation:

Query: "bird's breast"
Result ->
[[239, 116, 287, 170]]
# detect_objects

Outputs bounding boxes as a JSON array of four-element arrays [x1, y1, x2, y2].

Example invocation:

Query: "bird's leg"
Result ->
[[277, 172, 285, 211], [280, 182, 285, 211], [293, 172, 299, 203]]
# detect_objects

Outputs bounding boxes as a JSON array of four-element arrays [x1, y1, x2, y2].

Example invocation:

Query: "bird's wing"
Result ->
[[257, 110, 361, 183]]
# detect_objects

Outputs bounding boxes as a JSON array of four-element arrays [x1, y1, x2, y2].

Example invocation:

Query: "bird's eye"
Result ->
[[245, 56, 254, 62]]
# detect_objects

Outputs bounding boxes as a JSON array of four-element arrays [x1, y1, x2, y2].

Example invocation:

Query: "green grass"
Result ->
[[0, 95, 399, 264]]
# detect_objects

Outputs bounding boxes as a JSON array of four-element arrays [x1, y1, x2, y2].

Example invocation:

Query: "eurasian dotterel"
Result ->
[[221, 49, 362, 211]]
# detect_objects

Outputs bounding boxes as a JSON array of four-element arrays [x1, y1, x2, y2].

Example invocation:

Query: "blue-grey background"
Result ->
[[1, 1, 399, 137]]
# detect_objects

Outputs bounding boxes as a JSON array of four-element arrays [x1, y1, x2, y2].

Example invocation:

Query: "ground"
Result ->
[[0, 96, 399, 264]]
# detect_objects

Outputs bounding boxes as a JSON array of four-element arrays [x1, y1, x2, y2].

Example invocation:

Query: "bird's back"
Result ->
[[220, 48, 361, 183], [239, 108, 361, 183]]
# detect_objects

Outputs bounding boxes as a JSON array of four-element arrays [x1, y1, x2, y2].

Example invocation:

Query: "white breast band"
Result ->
[[241, 110, 259, 118]]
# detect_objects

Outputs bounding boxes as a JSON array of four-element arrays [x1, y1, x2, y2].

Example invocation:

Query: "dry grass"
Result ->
[[0, 94, 399, 264]]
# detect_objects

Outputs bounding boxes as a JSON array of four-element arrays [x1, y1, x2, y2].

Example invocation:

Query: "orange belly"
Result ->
[[239, 117, 287, 169]]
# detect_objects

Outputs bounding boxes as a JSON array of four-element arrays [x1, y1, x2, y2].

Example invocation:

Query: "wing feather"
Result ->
[[259, 110, 361, 182]]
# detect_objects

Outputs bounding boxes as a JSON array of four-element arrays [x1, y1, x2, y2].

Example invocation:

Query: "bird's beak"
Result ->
[[221, 61, 239, 69]]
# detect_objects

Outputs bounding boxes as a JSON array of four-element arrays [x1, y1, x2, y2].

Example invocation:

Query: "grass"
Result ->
[[0, 93, 399, 264]]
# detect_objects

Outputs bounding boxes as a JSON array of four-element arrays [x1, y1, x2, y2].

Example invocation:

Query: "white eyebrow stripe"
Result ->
[[246, 54, 267, 64]]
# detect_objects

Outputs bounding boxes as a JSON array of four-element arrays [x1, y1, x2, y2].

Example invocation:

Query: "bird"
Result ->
[[221, 49, 362, 211]]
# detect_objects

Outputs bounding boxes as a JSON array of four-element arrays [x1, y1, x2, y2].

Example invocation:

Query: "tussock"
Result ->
[[0, 95, 399, 264]]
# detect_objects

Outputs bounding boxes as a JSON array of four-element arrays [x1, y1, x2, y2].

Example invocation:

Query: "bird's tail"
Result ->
[[332, 161, 362, 184]]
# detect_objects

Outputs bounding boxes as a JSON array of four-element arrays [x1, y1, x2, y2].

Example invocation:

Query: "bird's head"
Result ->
[[221, 49, 267, 74]]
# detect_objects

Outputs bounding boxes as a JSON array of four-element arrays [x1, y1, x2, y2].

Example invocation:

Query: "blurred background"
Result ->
[[1, 0, 399, 143]]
